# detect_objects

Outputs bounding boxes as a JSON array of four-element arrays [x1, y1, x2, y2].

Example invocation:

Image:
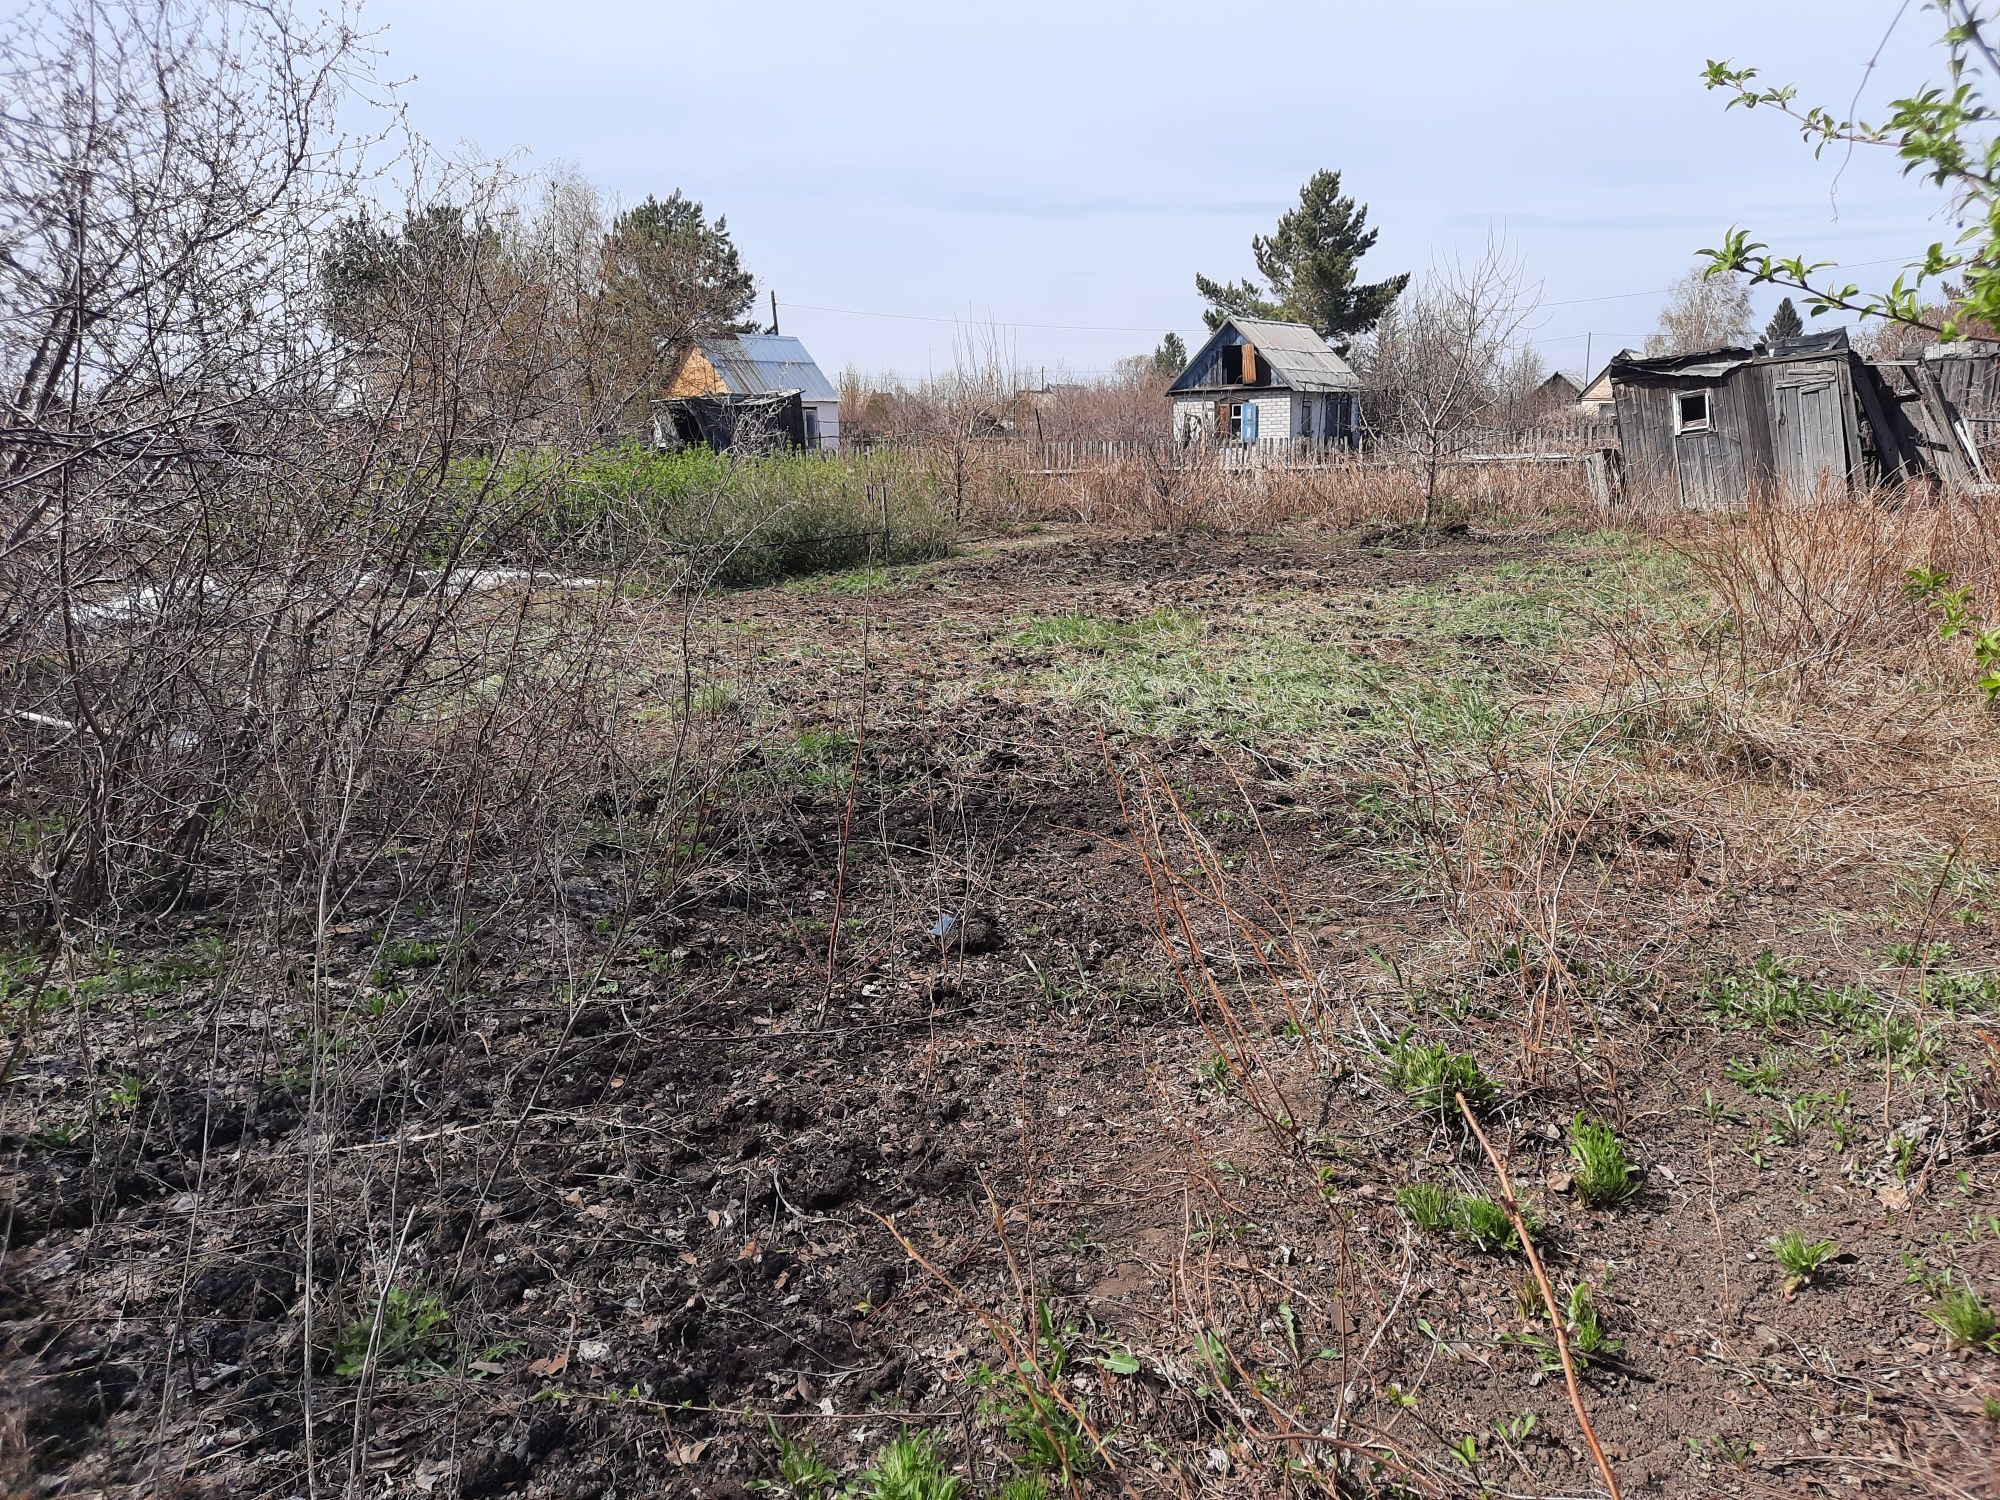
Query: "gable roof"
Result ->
[[692, 332, 838, 403], [1538, 370, 1584, 396], [1578, 356, 1626, 401], [1166, 315, 1360, 394]]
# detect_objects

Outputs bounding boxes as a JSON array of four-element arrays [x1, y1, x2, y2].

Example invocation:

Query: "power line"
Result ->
[[785, 301, 1196, 335], [1539, 255, 1909, 308], [786, 254, 1919, 337]]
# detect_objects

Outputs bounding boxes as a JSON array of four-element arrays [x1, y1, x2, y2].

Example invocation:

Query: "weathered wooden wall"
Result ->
[[1613, 375, 1757, 511]]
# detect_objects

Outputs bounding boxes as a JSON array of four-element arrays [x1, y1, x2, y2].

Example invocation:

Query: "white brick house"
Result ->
[[1164, 315, 1362, 448]]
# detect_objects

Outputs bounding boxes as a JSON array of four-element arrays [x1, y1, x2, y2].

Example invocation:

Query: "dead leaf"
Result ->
[[672, 1439, 710, 1466], [1877, 1182, 1912, 1213], [527, 1352, 569, 1377], [1546, 1169, 1575, 1194], [737, 1239, 760, 1260]]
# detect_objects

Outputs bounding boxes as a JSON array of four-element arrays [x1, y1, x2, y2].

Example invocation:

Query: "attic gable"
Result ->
[[1165, 316, 1359, 395]]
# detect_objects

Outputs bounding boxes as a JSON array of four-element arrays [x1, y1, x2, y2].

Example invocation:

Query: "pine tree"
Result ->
[[1764, 296, 1804, 345], [1195, 170, 1408, 349], [1151, 331, 1188, 378]]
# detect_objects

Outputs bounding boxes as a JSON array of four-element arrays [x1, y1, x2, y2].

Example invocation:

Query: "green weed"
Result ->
[[1771, 1231, 1838, 1292], [332, 1287, 450, 1378], [969, 1303, 1093, 1480], [1928, 1286, 2000, 1350], [1397, 1181, 1533, 1253], [851, 1433, 962, 1500], [1384, 1036, 1497, 1114], [754, 1431, 841, 1499], [1394, 1182, 1452, 1234], [1514, 1283, 1623, 1373], [1568, 1116, 1640, 1207]]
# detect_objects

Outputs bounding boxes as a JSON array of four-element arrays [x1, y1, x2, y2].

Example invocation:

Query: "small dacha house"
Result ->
[[1164, 315, 1362, 447], [655, 332, 841, 453]]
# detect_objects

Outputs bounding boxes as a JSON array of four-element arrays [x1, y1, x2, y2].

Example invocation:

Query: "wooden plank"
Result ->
[[1853, 363, 1912, 478], [665, 347, 723, 398]]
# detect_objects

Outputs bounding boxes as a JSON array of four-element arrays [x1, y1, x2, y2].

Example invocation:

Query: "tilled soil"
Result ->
[[3, 528, 1998, 1498]]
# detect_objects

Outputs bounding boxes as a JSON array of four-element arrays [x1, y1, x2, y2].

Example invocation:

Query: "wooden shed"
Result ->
[[659, 332, 841, 452], [1609, 330, 1987, 509]]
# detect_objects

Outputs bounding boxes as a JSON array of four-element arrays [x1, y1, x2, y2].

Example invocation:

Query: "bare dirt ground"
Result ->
[[5, 525, 1999, 1499]]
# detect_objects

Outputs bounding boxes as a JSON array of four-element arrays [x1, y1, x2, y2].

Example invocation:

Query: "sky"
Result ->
[[357, 0, 1954, 384]]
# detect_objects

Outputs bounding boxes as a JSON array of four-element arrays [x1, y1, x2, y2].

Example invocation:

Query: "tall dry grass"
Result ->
[[1667, 486, 2000, 693], [969, 446, 1600, 533]]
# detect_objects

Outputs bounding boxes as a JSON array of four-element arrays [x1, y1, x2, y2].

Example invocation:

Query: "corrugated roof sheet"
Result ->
[[1224, 316, 1361, 391], [695, 333, 839, 403], [1164, 316, 1360, 393]]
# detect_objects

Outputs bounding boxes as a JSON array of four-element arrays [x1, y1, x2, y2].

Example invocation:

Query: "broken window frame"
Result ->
[[1674, 389, 1711, 434]]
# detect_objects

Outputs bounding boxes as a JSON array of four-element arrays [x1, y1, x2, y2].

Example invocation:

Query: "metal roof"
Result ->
[[694, 333, 839, 403], [1222, 316, 1361, 391], [1610, 331, 1857, 383], [1165, 315, 1360, 394]]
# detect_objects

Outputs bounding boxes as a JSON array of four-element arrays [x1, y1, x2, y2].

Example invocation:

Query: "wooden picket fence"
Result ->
[[933, 418, 1622, 475]]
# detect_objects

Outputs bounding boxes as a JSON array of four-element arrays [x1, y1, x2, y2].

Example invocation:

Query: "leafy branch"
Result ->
[[1906, 566, 2000, 700], [1696, 2, 2000, 339]]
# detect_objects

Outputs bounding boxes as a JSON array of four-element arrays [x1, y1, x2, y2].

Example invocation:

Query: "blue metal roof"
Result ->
[[696, 333, 839, 403]]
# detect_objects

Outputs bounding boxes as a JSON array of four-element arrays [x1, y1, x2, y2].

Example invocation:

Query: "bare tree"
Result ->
[[0, 2, 663, 926], [1363, 238, 1541, 528], [1644, 265, 1756, 354]]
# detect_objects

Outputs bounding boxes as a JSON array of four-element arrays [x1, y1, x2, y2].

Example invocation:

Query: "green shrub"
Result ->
[[456, 444, 955, 584]]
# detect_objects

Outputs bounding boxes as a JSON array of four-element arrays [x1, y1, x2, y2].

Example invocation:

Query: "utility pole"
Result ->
[[1583, 332, 1593, 384], [770, 289, 779, 335]]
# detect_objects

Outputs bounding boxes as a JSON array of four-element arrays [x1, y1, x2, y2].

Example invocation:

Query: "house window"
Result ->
[[1674, 389, 1711, 434], [1228, 402, 1259, 442]]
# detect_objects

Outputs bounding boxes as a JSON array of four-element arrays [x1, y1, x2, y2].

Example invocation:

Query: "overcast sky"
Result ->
[[362, 0, 1950, 383]]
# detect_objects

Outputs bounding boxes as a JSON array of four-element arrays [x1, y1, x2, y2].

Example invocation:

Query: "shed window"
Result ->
[[1674, 389, 1711, 434], [1229, 402, 1258, 442]]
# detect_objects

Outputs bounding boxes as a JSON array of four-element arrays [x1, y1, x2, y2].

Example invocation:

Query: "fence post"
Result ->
[[879, 479, 891, 562]]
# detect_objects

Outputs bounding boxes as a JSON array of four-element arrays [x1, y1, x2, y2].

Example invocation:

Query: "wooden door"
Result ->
[[1675, 432, 1722, 509], [1774, 370, 1847, 496]]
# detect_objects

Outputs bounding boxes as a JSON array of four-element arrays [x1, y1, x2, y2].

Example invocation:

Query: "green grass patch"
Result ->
[[1706, 950, 1949, 1073], [1002, 540, 1684, 759]]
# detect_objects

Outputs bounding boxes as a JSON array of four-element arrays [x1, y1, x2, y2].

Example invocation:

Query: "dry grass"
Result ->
[[953, 445, 1602, 534]]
